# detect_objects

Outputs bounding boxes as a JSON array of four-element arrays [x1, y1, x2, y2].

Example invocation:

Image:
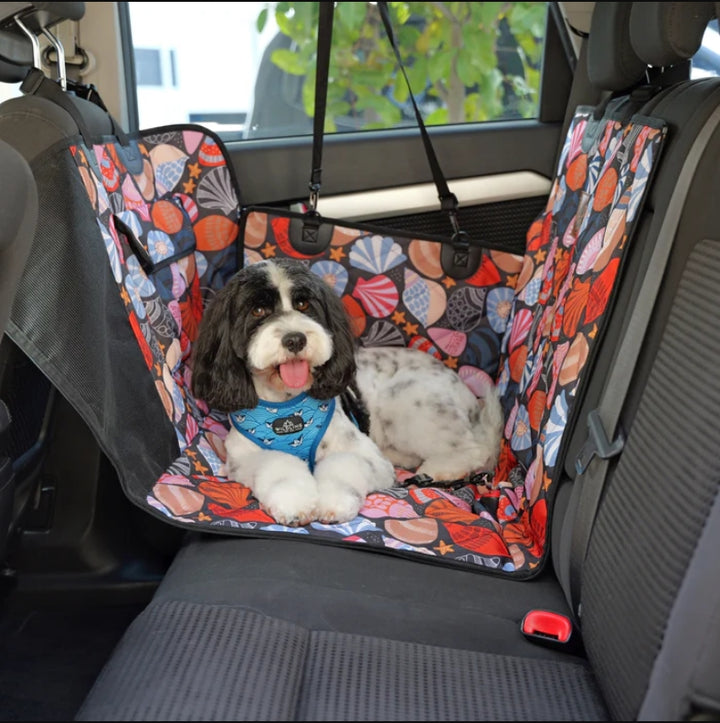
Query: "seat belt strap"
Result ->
[[567, 99, 720, 618]]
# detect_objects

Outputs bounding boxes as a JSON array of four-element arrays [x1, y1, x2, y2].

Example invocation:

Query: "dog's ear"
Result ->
[[310, 281, 357, 400], [190, 283, 258, 412]]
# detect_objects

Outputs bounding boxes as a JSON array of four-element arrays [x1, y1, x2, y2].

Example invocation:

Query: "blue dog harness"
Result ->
[[228, 394, 336, 472]]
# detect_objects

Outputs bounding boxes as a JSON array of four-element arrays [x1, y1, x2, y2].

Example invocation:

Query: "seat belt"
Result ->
[[566, 98, 720, 619]]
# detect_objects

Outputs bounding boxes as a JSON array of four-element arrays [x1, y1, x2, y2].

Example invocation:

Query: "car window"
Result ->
[[0, 82, 18, 105], [692, 18, 720, 78], [126, 1, 548, 139]]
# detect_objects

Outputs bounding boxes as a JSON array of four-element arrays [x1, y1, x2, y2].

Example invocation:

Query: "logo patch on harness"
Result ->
[[272, 414, 305, 435]]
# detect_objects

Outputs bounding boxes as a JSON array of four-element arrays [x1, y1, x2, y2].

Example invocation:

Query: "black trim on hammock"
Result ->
[[240, 205, 509, 257]]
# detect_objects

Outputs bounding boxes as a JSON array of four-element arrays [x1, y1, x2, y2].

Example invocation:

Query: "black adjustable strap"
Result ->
[[291, 1, 335, 254], [375, 1, 459, 232], [308, 1, 481, 278], [566, 100, 720, 619], [308, 0, 334, 213], [375, 1, 480, 279], [20, 67, 134, 150], [21, 67, 95, 147]]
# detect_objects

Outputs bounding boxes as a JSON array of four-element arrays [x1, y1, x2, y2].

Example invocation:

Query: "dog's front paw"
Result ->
[[315, 485, 364, 524], [258, 479, 319, 527]]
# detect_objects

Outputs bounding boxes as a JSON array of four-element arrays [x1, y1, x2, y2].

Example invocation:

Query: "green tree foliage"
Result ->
[[256, 1, 546, 131]]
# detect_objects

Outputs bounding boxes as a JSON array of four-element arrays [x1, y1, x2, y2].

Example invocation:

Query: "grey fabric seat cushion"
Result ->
[[77, 536, 607, 720], [76, 601, 607, 721], [150, 535, 574, 656], [76, 537, 608, 721]]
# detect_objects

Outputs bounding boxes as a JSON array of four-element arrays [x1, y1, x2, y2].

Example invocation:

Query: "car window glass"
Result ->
[[0, 81, 20, 104], [691, 18, 720, 78], [126, 1, 548, 139]]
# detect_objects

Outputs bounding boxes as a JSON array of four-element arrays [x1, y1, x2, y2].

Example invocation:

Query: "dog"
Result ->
[[190, 258, 503, 526]]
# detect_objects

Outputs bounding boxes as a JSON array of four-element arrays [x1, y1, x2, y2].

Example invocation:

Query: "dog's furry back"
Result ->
[[355, 345, 503, 481]]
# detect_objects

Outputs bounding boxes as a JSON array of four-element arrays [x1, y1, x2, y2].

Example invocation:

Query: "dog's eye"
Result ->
[[294, 299, 309, 312], [251, 306, 269, 318]]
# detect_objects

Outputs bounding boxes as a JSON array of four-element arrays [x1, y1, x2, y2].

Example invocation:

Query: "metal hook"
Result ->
[[41, 26, 67, 91], [13, 13, 41, 70], [307, 183, 320, 214]]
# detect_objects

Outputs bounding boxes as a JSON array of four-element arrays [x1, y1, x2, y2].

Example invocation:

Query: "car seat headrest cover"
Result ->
[[630, 1, 716, 68]]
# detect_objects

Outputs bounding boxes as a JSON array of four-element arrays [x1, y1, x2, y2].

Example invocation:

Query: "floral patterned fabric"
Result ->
[[72, 112, 665, 576], [487, 115, 666, 571], [70, 127, 240, 475]]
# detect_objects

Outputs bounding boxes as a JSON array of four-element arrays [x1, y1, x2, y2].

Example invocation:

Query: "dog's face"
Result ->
[[191, 259, 357, 411]]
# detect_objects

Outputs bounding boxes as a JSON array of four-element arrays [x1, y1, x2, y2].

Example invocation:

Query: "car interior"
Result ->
[[1, 1, 719, 721]]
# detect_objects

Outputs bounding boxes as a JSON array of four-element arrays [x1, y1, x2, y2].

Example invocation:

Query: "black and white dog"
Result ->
[[191, 258, 502, 526]]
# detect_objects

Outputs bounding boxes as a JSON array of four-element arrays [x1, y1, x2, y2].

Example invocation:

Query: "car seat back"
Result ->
[[0, 139, 38, 337], [0, 1, 120, 564], [550, 2, 720, 718], [0, 137, 38, 568], [0, 1, 671, 578]]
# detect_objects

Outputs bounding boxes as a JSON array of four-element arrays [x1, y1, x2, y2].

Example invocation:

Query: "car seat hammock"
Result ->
[[10, 2, 667, 578]]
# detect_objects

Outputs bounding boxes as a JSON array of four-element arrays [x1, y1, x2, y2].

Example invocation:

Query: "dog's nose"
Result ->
[[282, 332, 307, 354]]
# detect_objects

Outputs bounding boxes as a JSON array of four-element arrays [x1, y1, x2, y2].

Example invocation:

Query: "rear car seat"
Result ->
[[71, 3, 720, 721], [0, 1, 718, 720], [1, 0, 660, 579], [0, 2, 671, 586]]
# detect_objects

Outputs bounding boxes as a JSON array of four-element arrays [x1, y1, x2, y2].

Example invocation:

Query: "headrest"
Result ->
[[587, 2, 648, 93], [0, 2, 84, 82], [0, 29, 31, 82], [0, 3, 85, 32], [630, 2, 716, 67]]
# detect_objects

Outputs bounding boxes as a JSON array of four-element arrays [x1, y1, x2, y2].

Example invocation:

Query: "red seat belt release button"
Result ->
[[521, 609, 573, 646]]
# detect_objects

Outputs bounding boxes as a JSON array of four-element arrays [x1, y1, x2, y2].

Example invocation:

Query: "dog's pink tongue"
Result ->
[[279, 359, 310, 389]]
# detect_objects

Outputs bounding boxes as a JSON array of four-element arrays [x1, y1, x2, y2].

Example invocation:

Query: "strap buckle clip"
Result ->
[[575, 409, 625, 476], [307, 183, 320, 213], [20, 67, 45, 95]]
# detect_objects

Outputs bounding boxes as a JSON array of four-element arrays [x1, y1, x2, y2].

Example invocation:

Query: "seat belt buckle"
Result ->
[[521, 609, 581, 652], [575, 408, 625, 476]]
